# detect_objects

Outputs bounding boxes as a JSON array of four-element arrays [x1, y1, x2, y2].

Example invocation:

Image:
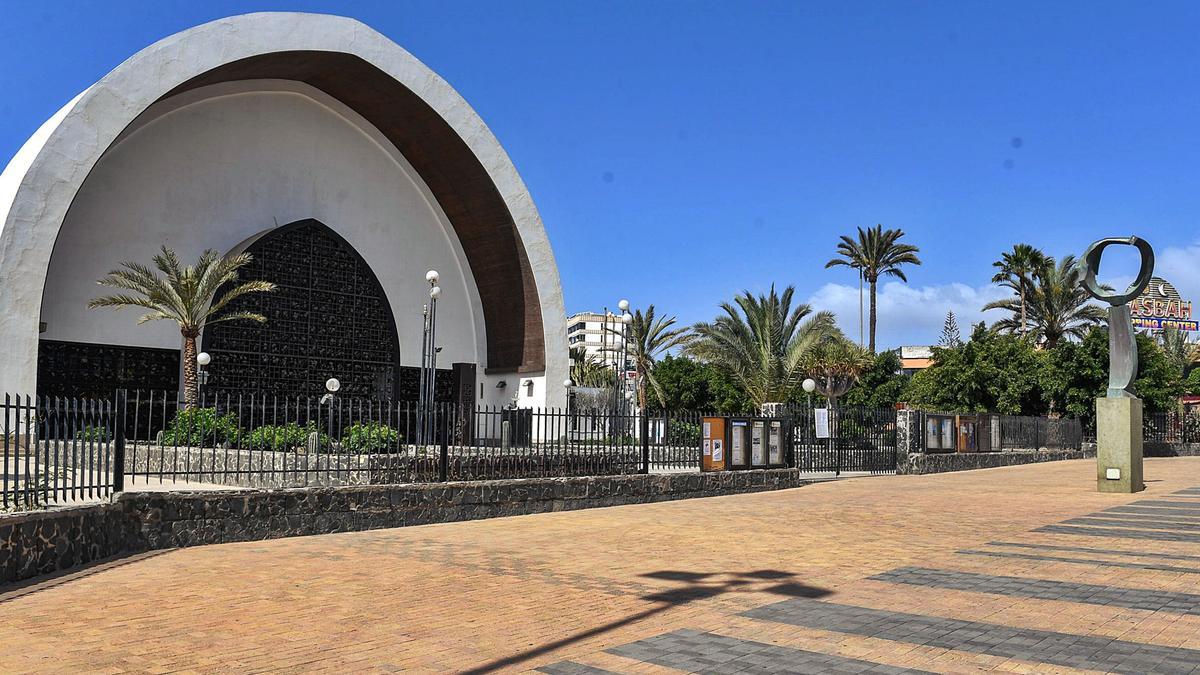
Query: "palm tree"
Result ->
[[983, 254, 1104, 347], [801, 335, 873, 394], [569, 347, 613, 389], [89, 246, 276, 407], [687, 285, 839, 408], [607, 306, 691, 409], [1160, 326, 1197, 376], [825, 224, 922, 352], [990, 244, 1049, 338]]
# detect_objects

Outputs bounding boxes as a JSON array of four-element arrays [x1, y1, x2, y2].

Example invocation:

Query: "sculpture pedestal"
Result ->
[[1096, 397, 1144, 493]]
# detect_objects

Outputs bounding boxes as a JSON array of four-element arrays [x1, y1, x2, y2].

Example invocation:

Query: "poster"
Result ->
[[814, 408, 830, 439], [703, 439, 711, 457], [768, 421, 782, 464], [712, 439, 723, 463], [751, 422, 765, 465]]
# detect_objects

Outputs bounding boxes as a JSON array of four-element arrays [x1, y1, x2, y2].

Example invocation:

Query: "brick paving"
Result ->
[[4, 457, 1200, 673]]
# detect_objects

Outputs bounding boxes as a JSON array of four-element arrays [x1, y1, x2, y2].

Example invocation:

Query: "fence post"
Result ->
[[113, 389, 126, 494], [639, 411, 650, 474], [439, 405, 449, 482]]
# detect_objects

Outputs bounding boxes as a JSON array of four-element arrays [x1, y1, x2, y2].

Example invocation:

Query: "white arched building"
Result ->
[[0, 13, 568, 408]]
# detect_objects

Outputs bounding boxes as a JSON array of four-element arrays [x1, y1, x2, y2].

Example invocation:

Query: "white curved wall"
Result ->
[[0, 13, 568, 406], [41, 81, 486, 369]]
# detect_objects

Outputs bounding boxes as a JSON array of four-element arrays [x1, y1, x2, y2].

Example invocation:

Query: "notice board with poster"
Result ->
[[701, 417, 726, 471]]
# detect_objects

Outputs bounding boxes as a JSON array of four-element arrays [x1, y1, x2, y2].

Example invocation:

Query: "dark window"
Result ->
[[37, 340, 179, 399], [202, 220, 414, 400]]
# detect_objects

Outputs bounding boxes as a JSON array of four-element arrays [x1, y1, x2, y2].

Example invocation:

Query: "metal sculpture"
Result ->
[[1077, 236, 1155, 398]]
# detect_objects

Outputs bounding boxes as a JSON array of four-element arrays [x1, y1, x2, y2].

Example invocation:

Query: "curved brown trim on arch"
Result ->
[[155, 51, 544, 374]]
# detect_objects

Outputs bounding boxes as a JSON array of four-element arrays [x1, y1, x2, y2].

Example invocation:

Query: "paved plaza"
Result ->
[[6, 458, 1200, 673]]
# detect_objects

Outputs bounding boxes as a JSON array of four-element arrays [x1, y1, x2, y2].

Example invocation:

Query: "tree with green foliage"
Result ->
[[608, 305, 691, 410], [984, 254, 1104, 348], [1159, 326, 1196, 377], [570, 347, 613, 389], [646, 354, 753, 414], [842, 351, 910, 408], [1041, 327, 1184, 432], [799, 335, 874, 404], [990, 244, 1049, 338], [89, 246, 275, 407], [824, 225, 922, 352], [687, 285, 838, 408], [938, 311, 963, 348], [905, 323, 1047, 415]]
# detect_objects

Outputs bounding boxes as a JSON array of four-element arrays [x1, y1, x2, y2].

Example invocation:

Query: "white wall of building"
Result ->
[[40, 81, 486, 373]]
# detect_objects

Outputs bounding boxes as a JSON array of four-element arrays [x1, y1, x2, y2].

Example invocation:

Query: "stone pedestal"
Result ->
[[1096, 397, 1144, 493]]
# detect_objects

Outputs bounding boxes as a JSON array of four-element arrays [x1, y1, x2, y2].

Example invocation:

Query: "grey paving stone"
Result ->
[[1132, 500, 1200, 508], [961, 547, 1200, 575], [741, 598, 1200, 674], [605, 629, 933, 674], [1034, 524, 1200, 543], [1065, 516, 1200, 532], [536, 661, 622, 675], [1106, 505, 1200, 519]]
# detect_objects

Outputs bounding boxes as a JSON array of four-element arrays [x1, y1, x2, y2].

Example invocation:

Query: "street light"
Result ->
[[196, 352, 211, 401], [419, 270, 442, 445], [563, 378, 574, 439]]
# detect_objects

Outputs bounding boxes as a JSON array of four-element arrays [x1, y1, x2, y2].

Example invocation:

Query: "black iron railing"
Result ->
[[918, 411, 1082, 453], [3, 391, 910, 511]]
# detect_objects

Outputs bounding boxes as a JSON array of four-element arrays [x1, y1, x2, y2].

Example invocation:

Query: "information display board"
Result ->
[[730, 420, 749, 467], [701, 417, 726, 472]]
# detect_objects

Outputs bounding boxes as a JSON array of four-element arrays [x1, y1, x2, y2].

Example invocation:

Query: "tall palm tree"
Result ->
[[825, 225, 922, 352], [607, 306, 691, 409], [687, 285, 839, 408], [89, 246, 276, 407], [990, 243, 1049, 338], [983, 254, 1104, 347]]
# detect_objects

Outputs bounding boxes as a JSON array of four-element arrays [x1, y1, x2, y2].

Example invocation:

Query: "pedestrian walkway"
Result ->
[[4, 457, 1200, 673]]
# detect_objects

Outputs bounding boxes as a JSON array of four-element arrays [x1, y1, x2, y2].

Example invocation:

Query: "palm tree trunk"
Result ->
[[868, 278, 878, 353], [1019, 286, 1027, 337], [182, 331, 199, 408]]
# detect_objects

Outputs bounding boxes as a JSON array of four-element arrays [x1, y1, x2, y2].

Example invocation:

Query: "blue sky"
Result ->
[[3, 1, 1199, 349]]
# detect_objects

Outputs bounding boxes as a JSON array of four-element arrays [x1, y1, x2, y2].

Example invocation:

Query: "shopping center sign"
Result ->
[[1129, 277, 1197, 331]]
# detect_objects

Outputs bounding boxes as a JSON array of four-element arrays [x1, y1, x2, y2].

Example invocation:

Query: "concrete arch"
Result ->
[[0, 12, 567, 405]]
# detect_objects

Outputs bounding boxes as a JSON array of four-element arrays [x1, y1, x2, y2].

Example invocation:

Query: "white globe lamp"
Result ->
[[802, 378, 817, 394], [196, 352, 211, 367], [425, 270, 440, 284], [325, 378, 341, 393]]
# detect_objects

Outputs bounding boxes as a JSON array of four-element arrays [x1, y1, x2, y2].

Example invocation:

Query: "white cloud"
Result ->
[[806, 281, 1010, 350], [1155, 243, 1200, 302]]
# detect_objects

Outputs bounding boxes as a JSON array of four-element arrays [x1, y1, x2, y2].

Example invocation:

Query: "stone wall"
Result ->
[[1, 468, 809, 584], [0, 503, 134, 583], [1145, 443, 1200, 457], [897, 448, 1095, 475]]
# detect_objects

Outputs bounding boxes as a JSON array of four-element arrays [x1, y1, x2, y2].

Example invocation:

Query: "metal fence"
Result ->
[[919, 411, 1082, 453], [791, 405, 898, 474], [3, 389, 911, 512], [2, 395, 117, 511], [1143, 410, 1200, 444]]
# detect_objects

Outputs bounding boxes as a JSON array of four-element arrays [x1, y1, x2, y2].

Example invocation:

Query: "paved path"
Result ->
[[5, 458, 1200, 673]]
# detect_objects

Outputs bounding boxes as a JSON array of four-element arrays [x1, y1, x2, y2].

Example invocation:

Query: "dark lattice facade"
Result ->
[[202, 220, 405, 399], [38, 340, 180, 399]]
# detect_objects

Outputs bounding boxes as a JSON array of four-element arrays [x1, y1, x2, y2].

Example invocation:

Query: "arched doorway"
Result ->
[[202, 219, 401, 399]]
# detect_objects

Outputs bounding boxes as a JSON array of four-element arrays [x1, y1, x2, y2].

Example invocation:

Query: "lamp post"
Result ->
[[196, 352, 211, 403], [323, 377, 340, 449], [418, 270, 441, 445], [563, 378, 574, 440]]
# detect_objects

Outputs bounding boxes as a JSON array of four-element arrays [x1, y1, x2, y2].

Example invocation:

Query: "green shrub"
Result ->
[[247, 421, 328, 452], [342, 421, 401, 453], [161, 407, 242, 446], [74, 424, 111, 442], [665, 421, 700, 447]]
